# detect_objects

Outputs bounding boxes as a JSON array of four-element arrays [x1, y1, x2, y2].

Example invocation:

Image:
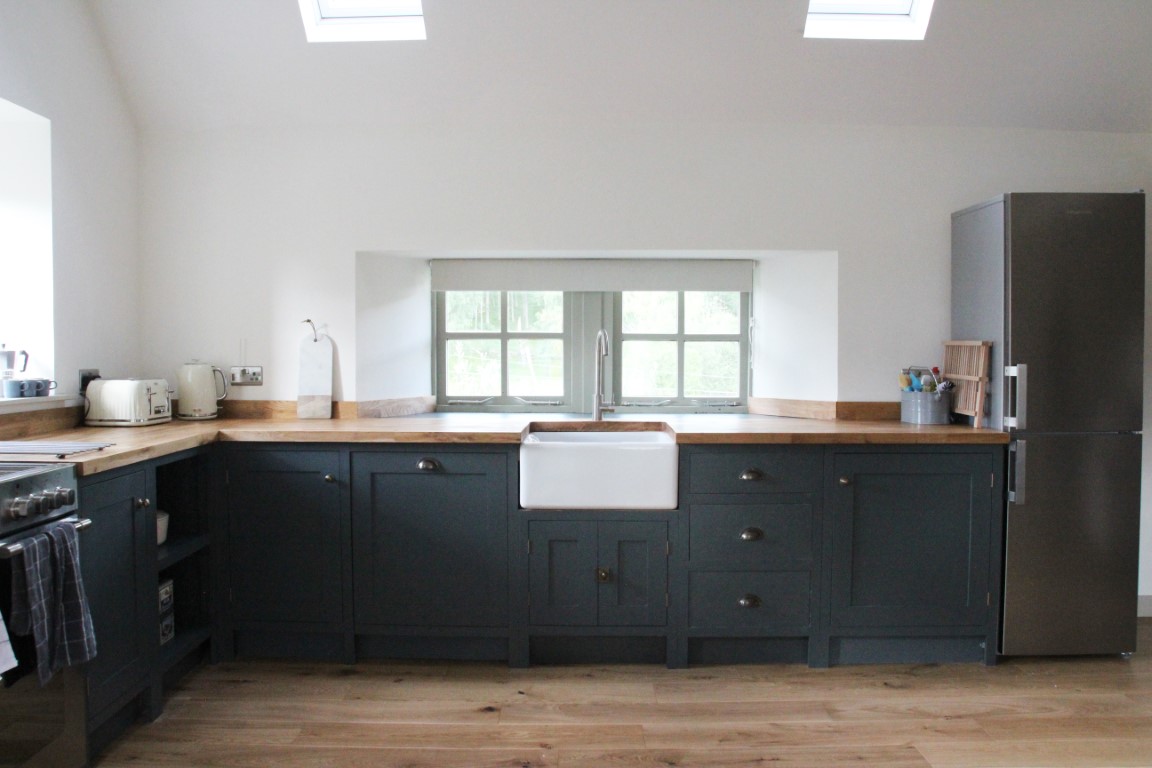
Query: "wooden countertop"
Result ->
[[0, 413, 1008, 477]]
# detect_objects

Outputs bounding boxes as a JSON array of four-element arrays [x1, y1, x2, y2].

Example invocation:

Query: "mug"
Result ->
[[21, 379, 56, 397], [2, 379, 23, 398]]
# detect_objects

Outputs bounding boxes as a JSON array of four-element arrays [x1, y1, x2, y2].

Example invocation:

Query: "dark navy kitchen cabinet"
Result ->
[[825, 448, 1001, 664], [679, 446, 822, 665], [80, 468, 152, 729], [225, 447, 349, 659], [528, 519, 668, 628], [351, 450, 509, 631]]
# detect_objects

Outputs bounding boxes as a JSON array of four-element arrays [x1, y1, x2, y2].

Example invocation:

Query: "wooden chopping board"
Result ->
[[297, 333, 334, 419]]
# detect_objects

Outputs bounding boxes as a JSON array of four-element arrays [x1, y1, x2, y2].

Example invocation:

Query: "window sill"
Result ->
[[0, 394, 82, 415]]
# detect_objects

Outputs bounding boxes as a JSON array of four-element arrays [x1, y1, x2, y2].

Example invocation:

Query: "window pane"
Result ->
[[684, 342, 740, 398], [507, 291, 563, 333], [445, 339, 501, 395], [621, 340, 678, 398], [685, 292, 740, 335], [444, 291, 501, 332], [622, 291, 678, 334], [508, 339, 564, 396]]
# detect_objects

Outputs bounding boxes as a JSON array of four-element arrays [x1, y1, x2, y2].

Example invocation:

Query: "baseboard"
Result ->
[[1139, 595, 1152, 617]]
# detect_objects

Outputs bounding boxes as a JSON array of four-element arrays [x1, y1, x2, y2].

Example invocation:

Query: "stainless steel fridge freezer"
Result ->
[[952, 192, 1145, 656]]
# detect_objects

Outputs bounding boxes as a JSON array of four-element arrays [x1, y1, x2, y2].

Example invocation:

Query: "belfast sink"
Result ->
[[518, 422, 678, 510]]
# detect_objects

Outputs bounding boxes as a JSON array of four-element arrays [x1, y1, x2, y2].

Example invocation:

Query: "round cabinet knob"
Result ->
[[738, 594, 762, 609], [739, 527, 764, 542], [416, 458, 441, 472], [136, 497, 151, 509], [739, 469, 764, 482], [323, 474, 336, 483], [838, 476, 851, 486]]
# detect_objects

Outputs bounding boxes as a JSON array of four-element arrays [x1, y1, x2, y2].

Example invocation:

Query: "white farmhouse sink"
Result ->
[[519, 422, 678, 510]]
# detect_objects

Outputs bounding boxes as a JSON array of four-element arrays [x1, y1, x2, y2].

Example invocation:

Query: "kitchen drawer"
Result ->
[[688, 502, 812, 568], [687, 449, 821, 495], [688, 571, 811, 630]]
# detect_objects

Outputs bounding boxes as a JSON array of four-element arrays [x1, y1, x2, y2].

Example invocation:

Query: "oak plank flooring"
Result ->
[[96, 620, 1152, 767]]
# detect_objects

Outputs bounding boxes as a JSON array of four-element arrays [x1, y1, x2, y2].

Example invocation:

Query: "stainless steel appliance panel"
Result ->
[[1001, 432, 1141, 656], [1004, 193, 1145, 433]]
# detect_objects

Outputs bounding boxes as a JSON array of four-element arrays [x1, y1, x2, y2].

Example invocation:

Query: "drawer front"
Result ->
[[689, 503, 813, 568], [688, 449, 821, 495], [688, 571, 811, 630]]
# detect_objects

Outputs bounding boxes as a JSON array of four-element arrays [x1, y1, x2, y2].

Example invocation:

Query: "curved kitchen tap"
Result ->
[[593, 328, 615, 420]]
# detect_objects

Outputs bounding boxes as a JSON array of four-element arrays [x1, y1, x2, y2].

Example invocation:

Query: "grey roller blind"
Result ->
[[429, 259, 754, 292]]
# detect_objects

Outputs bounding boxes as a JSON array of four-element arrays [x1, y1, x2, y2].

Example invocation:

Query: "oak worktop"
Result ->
[[0, 412, 1007, 476]]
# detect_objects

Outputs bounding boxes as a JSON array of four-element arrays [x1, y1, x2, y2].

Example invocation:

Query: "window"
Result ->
[[617, 291, 747, 405], [436, 291, 568, 406], [434, 287, 750, 413], [804, 0, 935, 40], [297, 0, 426, 42]]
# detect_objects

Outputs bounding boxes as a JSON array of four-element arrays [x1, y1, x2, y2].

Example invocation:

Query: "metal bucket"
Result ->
[[900, 391, 950, 425]]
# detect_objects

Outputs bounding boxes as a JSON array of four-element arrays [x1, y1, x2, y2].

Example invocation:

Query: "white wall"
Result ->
[[0, 1, 140, 390]]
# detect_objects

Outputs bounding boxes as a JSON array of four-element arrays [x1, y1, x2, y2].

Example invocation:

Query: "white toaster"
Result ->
[[85, 379, 173, 427]]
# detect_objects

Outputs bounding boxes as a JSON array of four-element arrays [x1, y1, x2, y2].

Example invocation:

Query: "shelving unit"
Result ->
[[147, 450, 215, 714]]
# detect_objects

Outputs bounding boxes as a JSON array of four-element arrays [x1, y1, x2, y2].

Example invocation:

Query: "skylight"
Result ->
[[297, 0, 425, 43], [804, 0, 935, 40]]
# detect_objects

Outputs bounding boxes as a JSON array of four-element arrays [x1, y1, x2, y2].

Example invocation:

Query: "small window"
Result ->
[[616, 291, 747, 406], [436, 291, 568, 406]]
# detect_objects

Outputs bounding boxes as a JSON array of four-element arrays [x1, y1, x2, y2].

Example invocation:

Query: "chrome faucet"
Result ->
[[593, 328, 614, 420]]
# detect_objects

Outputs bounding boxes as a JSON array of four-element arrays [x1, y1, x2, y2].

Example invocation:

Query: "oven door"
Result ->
[[0, 530, 89, 768]]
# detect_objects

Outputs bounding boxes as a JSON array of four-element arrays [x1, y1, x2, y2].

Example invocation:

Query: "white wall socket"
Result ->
[[230, 366, 263, 386]]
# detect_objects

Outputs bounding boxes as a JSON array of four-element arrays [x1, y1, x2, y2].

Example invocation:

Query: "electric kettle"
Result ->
[[176, 361, 227, 420]]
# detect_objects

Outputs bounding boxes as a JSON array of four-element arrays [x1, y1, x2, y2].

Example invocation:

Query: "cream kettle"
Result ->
[[176, 362, 227, 420]]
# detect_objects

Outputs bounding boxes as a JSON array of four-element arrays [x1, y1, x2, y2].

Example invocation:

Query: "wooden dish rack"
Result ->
[[942, 341, 992, 428]]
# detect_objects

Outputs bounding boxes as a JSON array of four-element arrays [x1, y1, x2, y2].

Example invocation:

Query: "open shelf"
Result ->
[[158, 625, 212, 674], [157, 533, 210, 573]]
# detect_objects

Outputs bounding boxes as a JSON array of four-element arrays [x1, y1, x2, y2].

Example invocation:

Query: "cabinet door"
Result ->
[[830, 452, 992, 628], [597, 521, 668, 627], [227, 450, 344, 626], [528, 520, 667, 627], [81, 469, 151, 721], [352, 451, 508, 628], [528, 520, 598, 626]]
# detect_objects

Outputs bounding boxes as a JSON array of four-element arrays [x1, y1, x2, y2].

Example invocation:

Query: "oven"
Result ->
[[0, 462, 89, 768]]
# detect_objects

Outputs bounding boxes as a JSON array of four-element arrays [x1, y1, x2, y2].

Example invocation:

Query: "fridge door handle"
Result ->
[[1005, 363, 1027, 429], [1008, 439, 1026, 505]]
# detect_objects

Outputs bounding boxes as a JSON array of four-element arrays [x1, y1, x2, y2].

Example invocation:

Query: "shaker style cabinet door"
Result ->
[[351, 451, 509, 629], [226, 449, 345, 627], [80, 468, 152, 724], [829, 451, 993, 629], [528, 520, 668, 628]]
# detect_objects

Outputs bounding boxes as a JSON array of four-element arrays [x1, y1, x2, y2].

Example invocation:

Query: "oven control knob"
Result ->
[[6, 496, 38, 518], [53, 487, 77, 506], [31, 492, 57, 513]]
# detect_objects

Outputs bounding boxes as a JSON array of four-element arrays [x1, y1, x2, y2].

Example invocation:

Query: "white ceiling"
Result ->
[[88, 0, 1152, 133]]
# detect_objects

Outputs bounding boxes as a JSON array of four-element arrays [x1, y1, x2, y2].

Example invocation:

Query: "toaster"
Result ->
[[85, 379, 173, 426]]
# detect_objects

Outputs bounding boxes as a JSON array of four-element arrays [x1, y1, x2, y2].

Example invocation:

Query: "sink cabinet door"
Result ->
[[226, 449, 345, 627], [351, 450, 509, 629], [829, 450, 994, 629], [528, 519, 667, 627]]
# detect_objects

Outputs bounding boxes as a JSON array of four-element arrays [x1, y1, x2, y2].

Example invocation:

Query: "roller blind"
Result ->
[[429, 259, 754, 292]]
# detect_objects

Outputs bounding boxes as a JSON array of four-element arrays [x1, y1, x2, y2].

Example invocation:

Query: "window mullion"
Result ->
[[677, 292, 686, 400], [500, 291, 509, 397]]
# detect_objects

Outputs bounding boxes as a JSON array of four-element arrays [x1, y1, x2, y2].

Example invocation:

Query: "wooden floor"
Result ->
[[96, 622, 1152, 767]]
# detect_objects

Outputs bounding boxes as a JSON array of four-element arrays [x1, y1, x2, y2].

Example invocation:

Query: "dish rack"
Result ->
[[942, 341, 992, 428]]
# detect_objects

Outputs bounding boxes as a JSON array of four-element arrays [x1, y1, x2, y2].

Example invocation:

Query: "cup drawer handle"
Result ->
[[739, 468, 764, 482], [739, 527, 764, 542], [738, 594, 762, 609]]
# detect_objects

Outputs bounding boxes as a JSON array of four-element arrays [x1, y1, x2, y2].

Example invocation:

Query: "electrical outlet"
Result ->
[[230, 366, 263, 386], [80, 368, 100, 395]]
